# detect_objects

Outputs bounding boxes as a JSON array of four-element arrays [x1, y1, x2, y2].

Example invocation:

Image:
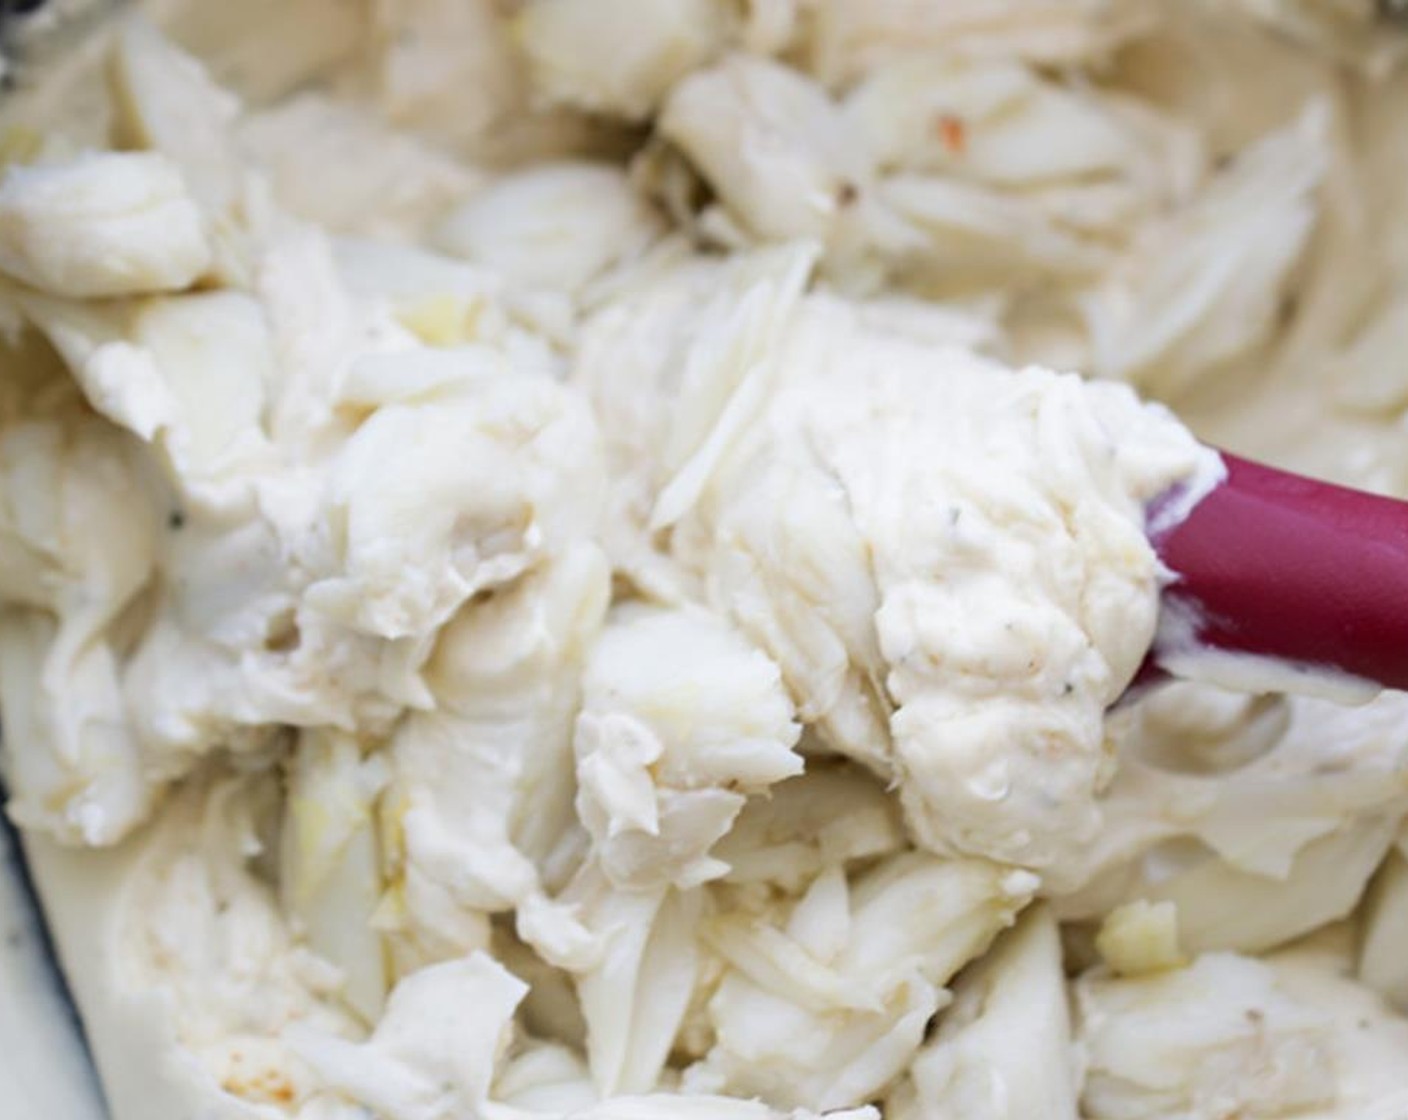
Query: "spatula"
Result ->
[[1143, 452, 1408, 699]]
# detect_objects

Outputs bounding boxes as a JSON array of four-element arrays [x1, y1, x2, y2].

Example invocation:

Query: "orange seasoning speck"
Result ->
[[937, 114, 967, 155]]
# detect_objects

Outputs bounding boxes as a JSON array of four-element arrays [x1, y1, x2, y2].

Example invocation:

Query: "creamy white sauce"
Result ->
[[0, 821, 105, 1120]]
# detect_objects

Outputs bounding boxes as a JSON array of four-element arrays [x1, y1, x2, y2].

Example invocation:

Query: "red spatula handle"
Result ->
[[1149, 453, 1408, 692]]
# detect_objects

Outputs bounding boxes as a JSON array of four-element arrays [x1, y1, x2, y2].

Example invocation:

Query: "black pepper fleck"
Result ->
[[168, 510, 186, 530]]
